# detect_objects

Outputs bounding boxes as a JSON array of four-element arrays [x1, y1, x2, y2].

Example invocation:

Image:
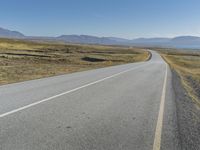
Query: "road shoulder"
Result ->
[[161, 67, 181, 150], [172, 69, 200, 150]]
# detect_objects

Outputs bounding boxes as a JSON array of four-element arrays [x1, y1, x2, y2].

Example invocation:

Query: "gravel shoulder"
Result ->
[[172, 69, 200, 150]]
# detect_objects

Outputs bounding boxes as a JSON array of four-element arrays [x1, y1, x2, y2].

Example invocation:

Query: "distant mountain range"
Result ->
[[1, 27, 200, 49]]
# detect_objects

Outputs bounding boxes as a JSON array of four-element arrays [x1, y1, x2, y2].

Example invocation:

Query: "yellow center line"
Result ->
[[153, 63, 168, 150]]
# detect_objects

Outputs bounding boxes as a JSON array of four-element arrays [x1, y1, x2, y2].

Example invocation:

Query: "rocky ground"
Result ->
[[172, 70, 200, 150]]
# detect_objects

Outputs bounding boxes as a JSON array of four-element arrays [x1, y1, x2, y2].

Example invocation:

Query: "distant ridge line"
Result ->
[[0, 27, 200, 49]]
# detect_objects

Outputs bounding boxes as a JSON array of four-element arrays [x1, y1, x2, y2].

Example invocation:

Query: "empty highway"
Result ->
[[0, 51, 180, 150]]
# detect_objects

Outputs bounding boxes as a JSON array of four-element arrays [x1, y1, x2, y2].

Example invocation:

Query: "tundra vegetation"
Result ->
[[0, 38, 149, 85]]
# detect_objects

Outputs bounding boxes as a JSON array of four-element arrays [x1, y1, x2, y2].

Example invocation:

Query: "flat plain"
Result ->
[[0, 38, 149, 85]]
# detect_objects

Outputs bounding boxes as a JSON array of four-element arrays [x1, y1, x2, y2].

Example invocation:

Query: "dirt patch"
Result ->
[[0, 53, 51, 58], [82, 56, 106, 62]]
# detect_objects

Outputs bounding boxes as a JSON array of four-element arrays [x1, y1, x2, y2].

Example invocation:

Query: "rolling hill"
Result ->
[[0, 27, 25, 38]]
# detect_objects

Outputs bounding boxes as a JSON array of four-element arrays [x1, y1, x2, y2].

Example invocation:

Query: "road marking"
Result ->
[[153, 63, 168, 150], [0, 63, 147, 118]]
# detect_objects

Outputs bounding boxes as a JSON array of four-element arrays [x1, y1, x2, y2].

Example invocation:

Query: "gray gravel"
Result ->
[[172, 70, 200, 150]]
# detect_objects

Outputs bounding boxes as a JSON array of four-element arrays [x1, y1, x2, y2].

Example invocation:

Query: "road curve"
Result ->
[[0, 51, 180, 150]]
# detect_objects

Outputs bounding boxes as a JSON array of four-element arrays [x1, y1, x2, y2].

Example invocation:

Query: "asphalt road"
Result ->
[[0, 51, 180, 150]]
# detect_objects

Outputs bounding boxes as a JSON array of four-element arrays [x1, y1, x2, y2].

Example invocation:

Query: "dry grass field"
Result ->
[[160, 49, 200, 105], [0, 38, 149, 85]]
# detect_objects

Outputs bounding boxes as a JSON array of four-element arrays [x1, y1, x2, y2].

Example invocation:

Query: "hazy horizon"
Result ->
[[3, 26, 200, 40]]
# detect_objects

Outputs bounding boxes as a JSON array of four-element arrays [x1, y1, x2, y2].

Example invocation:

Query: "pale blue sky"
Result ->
[[1, 0, 200, 39]]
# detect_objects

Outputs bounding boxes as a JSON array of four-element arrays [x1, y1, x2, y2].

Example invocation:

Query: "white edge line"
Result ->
[[153, 63, 168, 150], [0, 63, 147, 118]]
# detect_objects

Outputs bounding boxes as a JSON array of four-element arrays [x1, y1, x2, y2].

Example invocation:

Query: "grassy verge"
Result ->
[[159, 49, 200, 106], [0, 38, 149, 85]]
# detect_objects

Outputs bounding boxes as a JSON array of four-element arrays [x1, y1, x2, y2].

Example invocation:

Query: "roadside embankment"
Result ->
[[161, 50, 200, 149], [172, 70, 200, 150]]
